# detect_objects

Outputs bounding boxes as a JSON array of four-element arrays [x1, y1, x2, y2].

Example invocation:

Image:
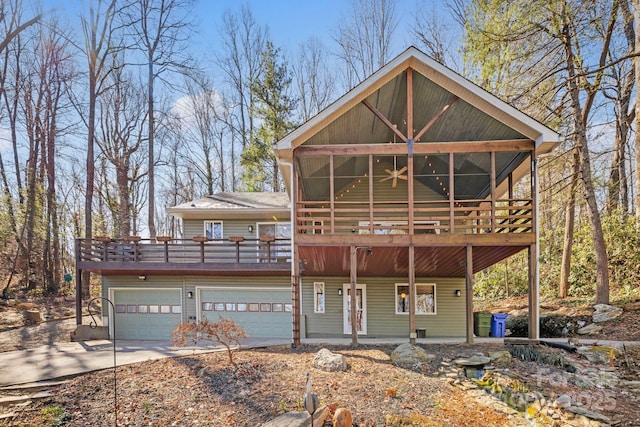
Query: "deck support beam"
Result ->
[[528, 244, 539, 339], [465, 244, 474, 344], [349, 245, 358, 346], [408, 244, 416, 344]]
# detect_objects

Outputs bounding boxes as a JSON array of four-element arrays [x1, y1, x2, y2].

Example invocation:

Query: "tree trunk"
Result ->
[[147, 59, 156, 239], [634, 0, 640, 217], [560, 150, 579, 298], [562, 11, 610, 305]]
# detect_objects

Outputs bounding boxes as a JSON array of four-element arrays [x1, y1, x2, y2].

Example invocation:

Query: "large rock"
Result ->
[[592, 304, 623, 323], [488, 350, 511, 364], [577, 345, 618, 364], [577, 323, 603, 335], [262, 406, 330, 427], [390, 343, 435, 367], [453, 355, 491, 367], [312, 348, 348, 372]]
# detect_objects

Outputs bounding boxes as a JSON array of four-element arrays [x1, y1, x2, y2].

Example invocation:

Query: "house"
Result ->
[[74, 47, 561, 344]]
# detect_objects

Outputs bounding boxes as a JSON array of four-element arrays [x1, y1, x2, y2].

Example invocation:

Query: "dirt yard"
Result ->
[[1, 295, 639, 426]]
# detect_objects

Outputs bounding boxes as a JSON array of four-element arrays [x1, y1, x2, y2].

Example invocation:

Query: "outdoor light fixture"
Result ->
[[455, 289, 461, 297], [187, 291, 193, 299], [400, 291, 407, 299], [138, 275, 146, 281], [338, 289, 342, 296], [248, 225, 254, 232]]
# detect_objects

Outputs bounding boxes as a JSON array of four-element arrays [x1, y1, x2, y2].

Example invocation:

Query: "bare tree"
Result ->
[[0, 0, 42, 298], [20, 16, 74, 293], [411, 0, 462, 69], [97, 61, 148, 238], [79, 0, 121, 296], [292, 37, 336, 122], [216, 5, 267, 191], [633, 0, 640, 218], [123, 0, 194, 239], [463, 0, 618, 303], [334, 0, 399, 89], [605, 0, 634, 215]]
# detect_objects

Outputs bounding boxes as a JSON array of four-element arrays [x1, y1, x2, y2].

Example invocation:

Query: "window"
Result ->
[[312, 220, 323, 234], [395, 283, 436, 315], [314, 282, 325, 313], [257, 222, 291, 261], [204, 220, 223, 241]]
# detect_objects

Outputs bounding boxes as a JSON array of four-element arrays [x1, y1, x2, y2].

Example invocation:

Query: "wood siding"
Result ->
[[301, 276, 466, 338]]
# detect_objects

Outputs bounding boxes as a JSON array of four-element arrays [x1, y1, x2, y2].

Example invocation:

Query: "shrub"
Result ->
[[173, 317, 248, 365], [507, 315, 579, 338]]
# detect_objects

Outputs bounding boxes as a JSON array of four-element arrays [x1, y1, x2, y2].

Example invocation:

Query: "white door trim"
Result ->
[[342, 283, 367, 335]]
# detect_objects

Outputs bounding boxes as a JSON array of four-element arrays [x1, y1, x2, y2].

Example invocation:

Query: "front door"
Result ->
[[343, 284, 367, 334]]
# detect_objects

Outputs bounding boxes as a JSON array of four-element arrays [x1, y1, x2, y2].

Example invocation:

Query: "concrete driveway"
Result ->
[[0, 338, 290, 387]]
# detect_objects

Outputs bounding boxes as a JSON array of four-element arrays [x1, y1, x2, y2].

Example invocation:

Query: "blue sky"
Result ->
[[38, 0, 449, 59], [195, 0, 351, 51], [193, 0, 424, 55]]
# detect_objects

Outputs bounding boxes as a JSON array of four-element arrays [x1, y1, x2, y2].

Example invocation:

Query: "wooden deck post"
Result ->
[[75, 239, 82, 326], [292, 243, 301, 347], [465, 244, 474, 344], [529, 152, 540, 340], [408, 244, 416, 344], [528, 243, 539, 340], [349, 245, 358, 346]]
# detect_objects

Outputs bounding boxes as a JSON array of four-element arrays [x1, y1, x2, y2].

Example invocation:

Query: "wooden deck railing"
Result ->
[[76, 237, 292, 264], [296, 198, 533, 235]]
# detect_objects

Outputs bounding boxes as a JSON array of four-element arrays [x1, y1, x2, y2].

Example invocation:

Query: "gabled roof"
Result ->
[[168, 192, 290, 219], [275, 46, 561, 163]]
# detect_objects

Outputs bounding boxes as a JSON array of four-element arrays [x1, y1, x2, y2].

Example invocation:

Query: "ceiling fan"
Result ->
[[379, 158, 407, 188]]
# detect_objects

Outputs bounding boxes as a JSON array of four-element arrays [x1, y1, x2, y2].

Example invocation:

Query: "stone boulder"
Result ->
[[577, 323, 603, 335], [488, 350, 512, 364], [312, 348, 348, 372], [577, 345, 618, 364], [390, 343, 435, 367], [592, 304, 623, 323], [453, 355, 491, 367]]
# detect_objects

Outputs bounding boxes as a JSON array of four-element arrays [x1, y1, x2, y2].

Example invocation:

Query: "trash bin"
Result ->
[[473, 312, 491, 337], [415, 328, 426, 338], [491, 313, 508, 337]]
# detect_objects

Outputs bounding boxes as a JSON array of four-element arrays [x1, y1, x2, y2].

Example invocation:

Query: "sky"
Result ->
[[193, 0, 420, 55], [39, 0, 423, 50]]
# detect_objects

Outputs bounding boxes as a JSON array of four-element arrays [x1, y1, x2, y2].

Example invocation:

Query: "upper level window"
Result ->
[[204, 221, 223, 241]]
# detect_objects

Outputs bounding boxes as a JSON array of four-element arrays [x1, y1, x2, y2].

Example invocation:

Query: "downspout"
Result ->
[[278, 159, 298, 345]]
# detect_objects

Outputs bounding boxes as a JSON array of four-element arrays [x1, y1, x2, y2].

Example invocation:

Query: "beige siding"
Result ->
[[302, 276, 466, 338]]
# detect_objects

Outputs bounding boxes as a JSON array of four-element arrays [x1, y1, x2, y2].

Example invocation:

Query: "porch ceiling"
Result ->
[[298, 245, 527, 277], [304, 71, 527, 147]]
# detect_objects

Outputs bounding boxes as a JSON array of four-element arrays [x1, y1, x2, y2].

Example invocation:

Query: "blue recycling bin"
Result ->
[[490, 313, 508, 337]]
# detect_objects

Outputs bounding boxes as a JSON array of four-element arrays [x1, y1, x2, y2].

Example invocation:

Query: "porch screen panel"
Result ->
[[298, 155, 330, 235], [297, 155, 330, 201], [335, 155, 370, 234], [453, 152, 491, 200]]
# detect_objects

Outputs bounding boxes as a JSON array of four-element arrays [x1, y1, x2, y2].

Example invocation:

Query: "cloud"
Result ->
[[171, 87, 226, 125]]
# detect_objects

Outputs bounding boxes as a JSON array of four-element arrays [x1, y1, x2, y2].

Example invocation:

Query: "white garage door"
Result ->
[[111, 288, 182, 340], [199, 287, 291, 339]]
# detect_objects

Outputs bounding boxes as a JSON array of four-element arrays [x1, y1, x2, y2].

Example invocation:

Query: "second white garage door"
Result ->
[[199, 287, 291, 339]]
